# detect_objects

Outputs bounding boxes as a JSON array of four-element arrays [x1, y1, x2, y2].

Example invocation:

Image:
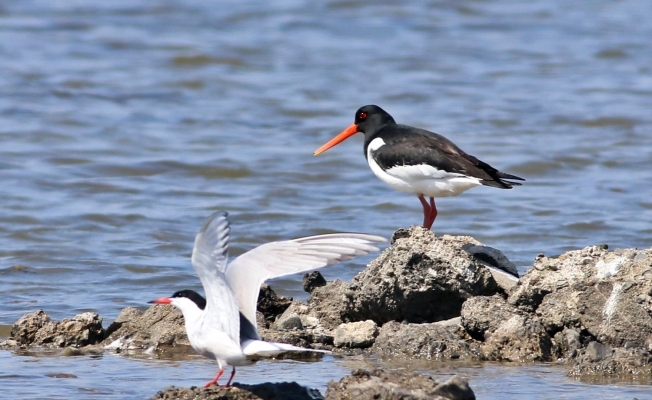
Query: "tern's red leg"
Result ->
[[424, 197, 438, 230], [418, 195, 431, 228], [204, 367, 224, 388], [224, 367, 236, 387]]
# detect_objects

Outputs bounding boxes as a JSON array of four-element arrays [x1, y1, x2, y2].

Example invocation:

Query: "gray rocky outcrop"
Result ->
[[461, 295, 553, 362], [343, 228, 508, 325], [325, 369, 475, 400], [257, 284, 293, 328], [568, 342, 652, 376], [151, 382, 323, 400], [149, 369, 475, 400], [508, 245, 652, 375], [102, 304, 189, 352], [3, 229, 652, 384], [1, 310, 104, 348], [371, 318, 480, 361], [297, 227, 515, 331]]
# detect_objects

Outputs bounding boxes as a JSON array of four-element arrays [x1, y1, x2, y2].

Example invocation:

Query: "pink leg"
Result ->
[[204, 368, 224, 388], [424, 197, 438, 230], [417, 194, 431, 228], [224, 367, 236, 387]]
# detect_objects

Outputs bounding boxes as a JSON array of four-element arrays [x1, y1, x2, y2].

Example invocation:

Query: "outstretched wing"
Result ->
[[225, 233, 386, 330], [191, 211, 240, 342]]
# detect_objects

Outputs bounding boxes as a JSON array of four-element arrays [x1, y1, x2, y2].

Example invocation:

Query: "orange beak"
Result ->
[[313, 123, 359, 155], [148, 297, 172, 305]]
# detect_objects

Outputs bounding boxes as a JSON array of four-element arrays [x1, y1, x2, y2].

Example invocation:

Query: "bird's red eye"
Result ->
[[359, 112, 367, 120]]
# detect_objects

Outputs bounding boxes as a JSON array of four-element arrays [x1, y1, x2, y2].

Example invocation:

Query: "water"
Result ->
[[1, 0, 651, 398]]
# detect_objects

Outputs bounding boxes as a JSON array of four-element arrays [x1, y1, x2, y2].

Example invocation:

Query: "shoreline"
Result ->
[[2, 226, 650, 398]]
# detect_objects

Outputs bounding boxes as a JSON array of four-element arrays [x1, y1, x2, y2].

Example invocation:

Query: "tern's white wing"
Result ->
[[191, 211, 240, 343], [225, 233, 386, 329]]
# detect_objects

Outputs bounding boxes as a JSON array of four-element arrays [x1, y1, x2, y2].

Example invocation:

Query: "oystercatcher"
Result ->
[[314, 105, 525, 229], [150, 211, 385, 387]]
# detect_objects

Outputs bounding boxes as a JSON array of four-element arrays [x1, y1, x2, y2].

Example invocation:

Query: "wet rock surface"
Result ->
[[151, 382, 322, 400], [461, 295, 553, 362], [149, 369, 475, 400], [102, 305, 189, 352], [372, 319, 480, 361], [325, 369, 475, 400], [1, 310, 104, 348]]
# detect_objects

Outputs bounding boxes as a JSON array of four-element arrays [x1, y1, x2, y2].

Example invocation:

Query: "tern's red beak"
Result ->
[[313, 123, 359, 155], [148, 297, 172, 305]]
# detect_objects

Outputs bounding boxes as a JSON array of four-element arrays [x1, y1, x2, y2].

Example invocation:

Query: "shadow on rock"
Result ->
[[150, 369, 475, 400], [325, 369, 475, 400], [151, 382, 322, 400]]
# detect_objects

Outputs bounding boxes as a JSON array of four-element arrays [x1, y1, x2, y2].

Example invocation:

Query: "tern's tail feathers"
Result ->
[[241, 339, 331, 358]]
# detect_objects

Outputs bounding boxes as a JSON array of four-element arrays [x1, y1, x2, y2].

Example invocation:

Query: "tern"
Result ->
[[314, 105, 525, 229], [150, 211, 385, 387]]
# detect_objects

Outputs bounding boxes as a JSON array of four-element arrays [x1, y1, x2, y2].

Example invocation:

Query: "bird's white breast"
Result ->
[[366, 137, 481, 197]]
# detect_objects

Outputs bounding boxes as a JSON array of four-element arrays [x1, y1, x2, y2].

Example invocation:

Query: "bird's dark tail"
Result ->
[[481, 171, 525, 189]]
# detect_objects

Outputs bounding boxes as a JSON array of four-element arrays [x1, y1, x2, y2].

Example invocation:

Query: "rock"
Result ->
[[257, 284, 293, 328], [2, 310, 104, 348], [552, 328, 581, 360], [584, 341, 613, 362], [325, 369, 475, 400], [461, 295, 554, 361], [151, 382, 322, 400], [344, 227, 507, 325], [481, 313, 554, 362], [510, 246, 652, 349], [569, 345, 652, 377], [371, 319, 480, 361], [333, 320, 378, 348], [7, 310, 51, 346], [274, 313, 304, 331], [273, 301, 334, 344], [307, 280, 353, 330], [303, 271, 327, 293], [460, 295, 516, 340], [102, 305, 188, 352]]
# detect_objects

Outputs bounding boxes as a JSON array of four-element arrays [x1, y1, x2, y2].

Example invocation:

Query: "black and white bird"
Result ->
[[150, 211, 385, 387], [314, 105, 525, 229]]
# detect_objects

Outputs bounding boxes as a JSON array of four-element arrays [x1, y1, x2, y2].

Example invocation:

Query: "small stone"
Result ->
[[622, 282, 633, 291], [333, 320, 378, 348], [302, 271, 326, 293], [585, 341, 612, 362], [273, 313, 303, 331], [257, 285, 293, 325]]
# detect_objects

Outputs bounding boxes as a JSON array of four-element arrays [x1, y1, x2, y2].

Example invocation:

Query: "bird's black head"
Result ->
[[171, 289, 206, 310], [313, 104, 396, 156], [354, 105, 396, 134]]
